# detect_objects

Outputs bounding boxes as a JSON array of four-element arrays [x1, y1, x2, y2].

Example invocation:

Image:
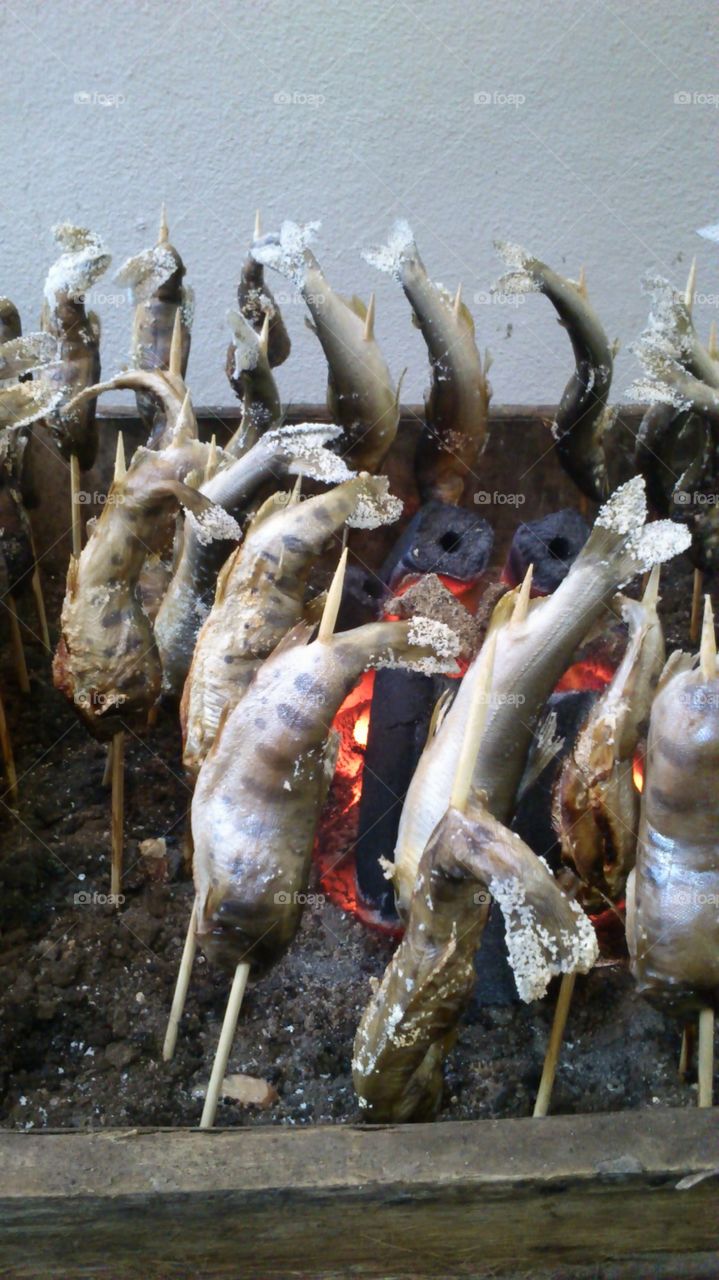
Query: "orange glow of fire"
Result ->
[[353, 709, 370, 748], [555, 659, 614, 693], [632, 754, 644, 792]]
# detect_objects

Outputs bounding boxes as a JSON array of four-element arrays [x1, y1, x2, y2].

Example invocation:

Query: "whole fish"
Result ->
[[252, 221, 399, 472], [192, 614, 459, 974], [364, 220, 491, 504], [626, 613, 719, 1016], [494, 242, 614, 502], [65, 349, 190, 454], [52, 416, 232, 740], [393, 476, 692, 915], [234, 220, 291, 368], [224, 310, 281, 454], [41, 224, 111, 470], [115, 209, 193, 445], [353, 803, 598, 1121], [553, 568, 665, 904], [155, 423, 353, 696], [181, 473, 402, 776]]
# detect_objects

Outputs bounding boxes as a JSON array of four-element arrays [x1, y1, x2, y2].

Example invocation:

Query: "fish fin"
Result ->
[[658, 649, 694, 689], [346, 474, 403, 530], [250, 220, 321, 284], [269, 620, 315, 656], [214, 545, 242, 605], [304, 315, 318, 336], [576, 475, 690, 581], [517, 712, 565, 799], [492, 241, 543, 296], [342, 293, 367, 320], [426, 688, 454, 744], [362, 220, 415, 280], [302, 590, 327, 625], [245, 489, 293, 530]]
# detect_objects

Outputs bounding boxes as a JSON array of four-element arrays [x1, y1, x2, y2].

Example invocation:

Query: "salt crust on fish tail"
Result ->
[[185, 506, 242, 547], [266, 422, 354, 484], [489, 869, 598, 1002], [592, 475, 691, 573], [362, 220, 415, 280], [115, 244, 181, 302], [491, 240, 542, 294], [374, 617, 460, 676], [226, 309, 260, 378], [346, 476, 403, 529], [250, 221, 321, 289], [44, 224, 111, 306]]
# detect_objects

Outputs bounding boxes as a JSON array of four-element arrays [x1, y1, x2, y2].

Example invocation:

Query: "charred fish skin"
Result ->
[[192, 616, 459, 975], [116, 213, 193, 444], [353, 805, 597, 1122], [252, 222, 399, 472], [494, 242, 614, 502], [236, 241, 291, 368], [553, 577, 665, 904], [53, 440, 230, 741], [627, 660, 719, 1016], [41, 225, 111, 470], [155, 423, 355, 697], [181, 474, 402, 777], [393, 476, 692, 916], [364, 220, 490, 505]]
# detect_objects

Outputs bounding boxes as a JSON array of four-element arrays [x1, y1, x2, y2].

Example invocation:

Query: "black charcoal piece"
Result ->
[[381, 500, 493, 590], [335, 564, 387, 633], [354, 669, 449, 918], [505, 508, 589, 595]]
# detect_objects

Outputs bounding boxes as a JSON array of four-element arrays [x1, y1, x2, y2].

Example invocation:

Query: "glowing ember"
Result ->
[[633, 753, 645, 792], [555, 659, 614, 693]]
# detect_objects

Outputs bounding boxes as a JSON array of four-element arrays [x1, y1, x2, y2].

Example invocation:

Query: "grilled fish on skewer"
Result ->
[[364, 220, 491, 504], [494, 243, 615, 502], [192, 615, 459, 975], [252, 221, 399, 472], [116, 209, 193, 445], [155, 424, 353, 696], [181, 474, 402, 776], [353, 804, 597, 1122], [40, 224, 111, 470], [393, 477, 692, 915], [553, 566, 665, 904], [626, 602, 719, 1016], [53, 419, 234, 740]]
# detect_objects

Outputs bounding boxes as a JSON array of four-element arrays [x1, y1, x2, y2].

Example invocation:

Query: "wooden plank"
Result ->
[[0, 1111, 717, 1278]]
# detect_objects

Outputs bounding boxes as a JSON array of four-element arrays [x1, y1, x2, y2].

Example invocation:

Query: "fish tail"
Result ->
[[492, 240, 544, 296], [250, 220, 321, 287], [362, 220, 416, 280], [345, 474, 403, 530], [578, 475, 691, 581]]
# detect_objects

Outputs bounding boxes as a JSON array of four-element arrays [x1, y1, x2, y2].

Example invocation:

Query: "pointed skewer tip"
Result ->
[[700, 594, 716, 681], [363, 292, 376, 342], [318, 547, 348, 643], [512, 564, 533, 625], [113, 431, 126, 482], [159, 204, 169, 244]]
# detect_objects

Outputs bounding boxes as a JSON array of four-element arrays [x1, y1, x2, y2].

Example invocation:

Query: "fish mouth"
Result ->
[[196, 897, 294, 976]]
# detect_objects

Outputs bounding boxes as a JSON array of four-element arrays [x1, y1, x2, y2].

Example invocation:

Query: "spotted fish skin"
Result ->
[[626, 659, 719, 1015], [192, 618, 458, 975], [181, 474, 397, 777]]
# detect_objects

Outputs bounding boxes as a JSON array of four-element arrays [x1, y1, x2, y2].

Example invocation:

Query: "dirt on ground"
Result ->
[[0, 554, 712, 1131]]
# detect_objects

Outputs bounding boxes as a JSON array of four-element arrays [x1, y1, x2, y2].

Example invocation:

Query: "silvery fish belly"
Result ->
[[627, 662, 719, 1014]]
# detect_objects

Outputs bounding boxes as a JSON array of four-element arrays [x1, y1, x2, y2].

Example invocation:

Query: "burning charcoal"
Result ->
[[335, 564, 387, 632], [504, 508, 589, 595], [355, 669, 446, 917], [381, 499, 493, 590], [386, 573, 482, 657]]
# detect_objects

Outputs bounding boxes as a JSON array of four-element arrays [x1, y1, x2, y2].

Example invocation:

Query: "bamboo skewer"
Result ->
[[678, 1023, 694, 1082], [200, 960, 250, 1129], [533, 970, 577, 1118], [110, 729, 124, 901], [70, 453, 82, 559], [317, 547, 348, 643], [697, 1007, 714, 1107], [101, 739, 113, 788], [163, 898, 198, 1061], [690, 569, 704, 644], [28, 529, 50, 650], [7, 596, 29, 693], [0, 687, 18, 804]]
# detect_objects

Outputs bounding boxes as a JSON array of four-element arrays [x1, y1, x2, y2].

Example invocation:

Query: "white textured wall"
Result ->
[[2, 0, 717, 409]]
